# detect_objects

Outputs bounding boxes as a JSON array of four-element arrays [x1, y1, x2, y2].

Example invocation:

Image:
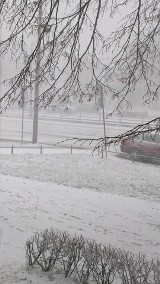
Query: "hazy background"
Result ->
[[0, 2, 159, 115]]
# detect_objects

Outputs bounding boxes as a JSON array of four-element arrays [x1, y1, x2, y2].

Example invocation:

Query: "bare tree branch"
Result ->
[[0, 0, 160, 146]]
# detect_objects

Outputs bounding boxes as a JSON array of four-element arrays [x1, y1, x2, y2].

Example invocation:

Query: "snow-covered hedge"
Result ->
[[26, 228, 159, 284]]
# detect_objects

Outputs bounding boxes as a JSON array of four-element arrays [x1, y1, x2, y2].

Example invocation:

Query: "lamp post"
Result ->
[[32, 2, 42, 144], [97, 80, 107, 157], [21, 89, 25, 144], [101, 84, 107, 157]]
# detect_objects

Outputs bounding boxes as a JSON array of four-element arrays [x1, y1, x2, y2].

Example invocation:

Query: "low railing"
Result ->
[[0, 145, 160, 164], [0, 145, 90, 155]]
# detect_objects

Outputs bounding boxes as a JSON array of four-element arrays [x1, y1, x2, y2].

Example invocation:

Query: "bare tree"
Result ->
[[0, 0, 160, 147]]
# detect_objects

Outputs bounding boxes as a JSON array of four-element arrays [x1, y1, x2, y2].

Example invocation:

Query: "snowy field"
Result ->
[[0, 152, 160, 283], [1, 153, 160, 202]]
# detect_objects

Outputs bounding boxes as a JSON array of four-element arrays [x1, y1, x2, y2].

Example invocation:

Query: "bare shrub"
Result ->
[[26, 231, 45, 267], [26, 229, 68, 271], [62, 234, 85, 277], [153, 259, 160, 284], [118, 250, 153, 284], [76, 240, 96, 284], [92, 244, 118, 284], [26, 228, 159, 284]]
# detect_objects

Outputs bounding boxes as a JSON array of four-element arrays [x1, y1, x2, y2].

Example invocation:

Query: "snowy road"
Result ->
[[0, 115, 130, 146], [2, 109, 146, 125]]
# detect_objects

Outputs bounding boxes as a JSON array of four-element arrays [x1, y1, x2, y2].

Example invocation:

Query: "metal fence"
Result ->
[[0, 145, 160, 164], [0, 145, 91, 155]]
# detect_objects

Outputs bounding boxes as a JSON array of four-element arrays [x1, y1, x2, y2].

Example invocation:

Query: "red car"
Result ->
[[120, 133, 160, 159]]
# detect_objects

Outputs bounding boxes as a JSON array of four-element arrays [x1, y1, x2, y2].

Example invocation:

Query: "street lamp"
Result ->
[[97, 80, 107, 157], [20, 89, 25, 144]]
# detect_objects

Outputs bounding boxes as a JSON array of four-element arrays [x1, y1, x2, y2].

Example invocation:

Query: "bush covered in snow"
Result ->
[[26, 228, 159, 284]]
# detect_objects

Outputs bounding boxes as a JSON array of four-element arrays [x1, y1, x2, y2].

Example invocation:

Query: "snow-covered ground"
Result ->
[[0, 153, 160, 283], [1, 153, 160, 202]]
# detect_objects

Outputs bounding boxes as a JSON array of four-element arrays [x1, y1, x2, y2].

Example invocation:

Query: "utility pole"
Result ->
[[32, 2, 42, 144]]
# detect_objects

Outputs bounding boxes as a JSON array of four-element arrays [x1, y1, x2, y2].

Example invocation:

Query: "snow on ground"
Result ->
[[0, 152, 160, 283], [0, 174, 160, 283], [1, 153, 160, 202]]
